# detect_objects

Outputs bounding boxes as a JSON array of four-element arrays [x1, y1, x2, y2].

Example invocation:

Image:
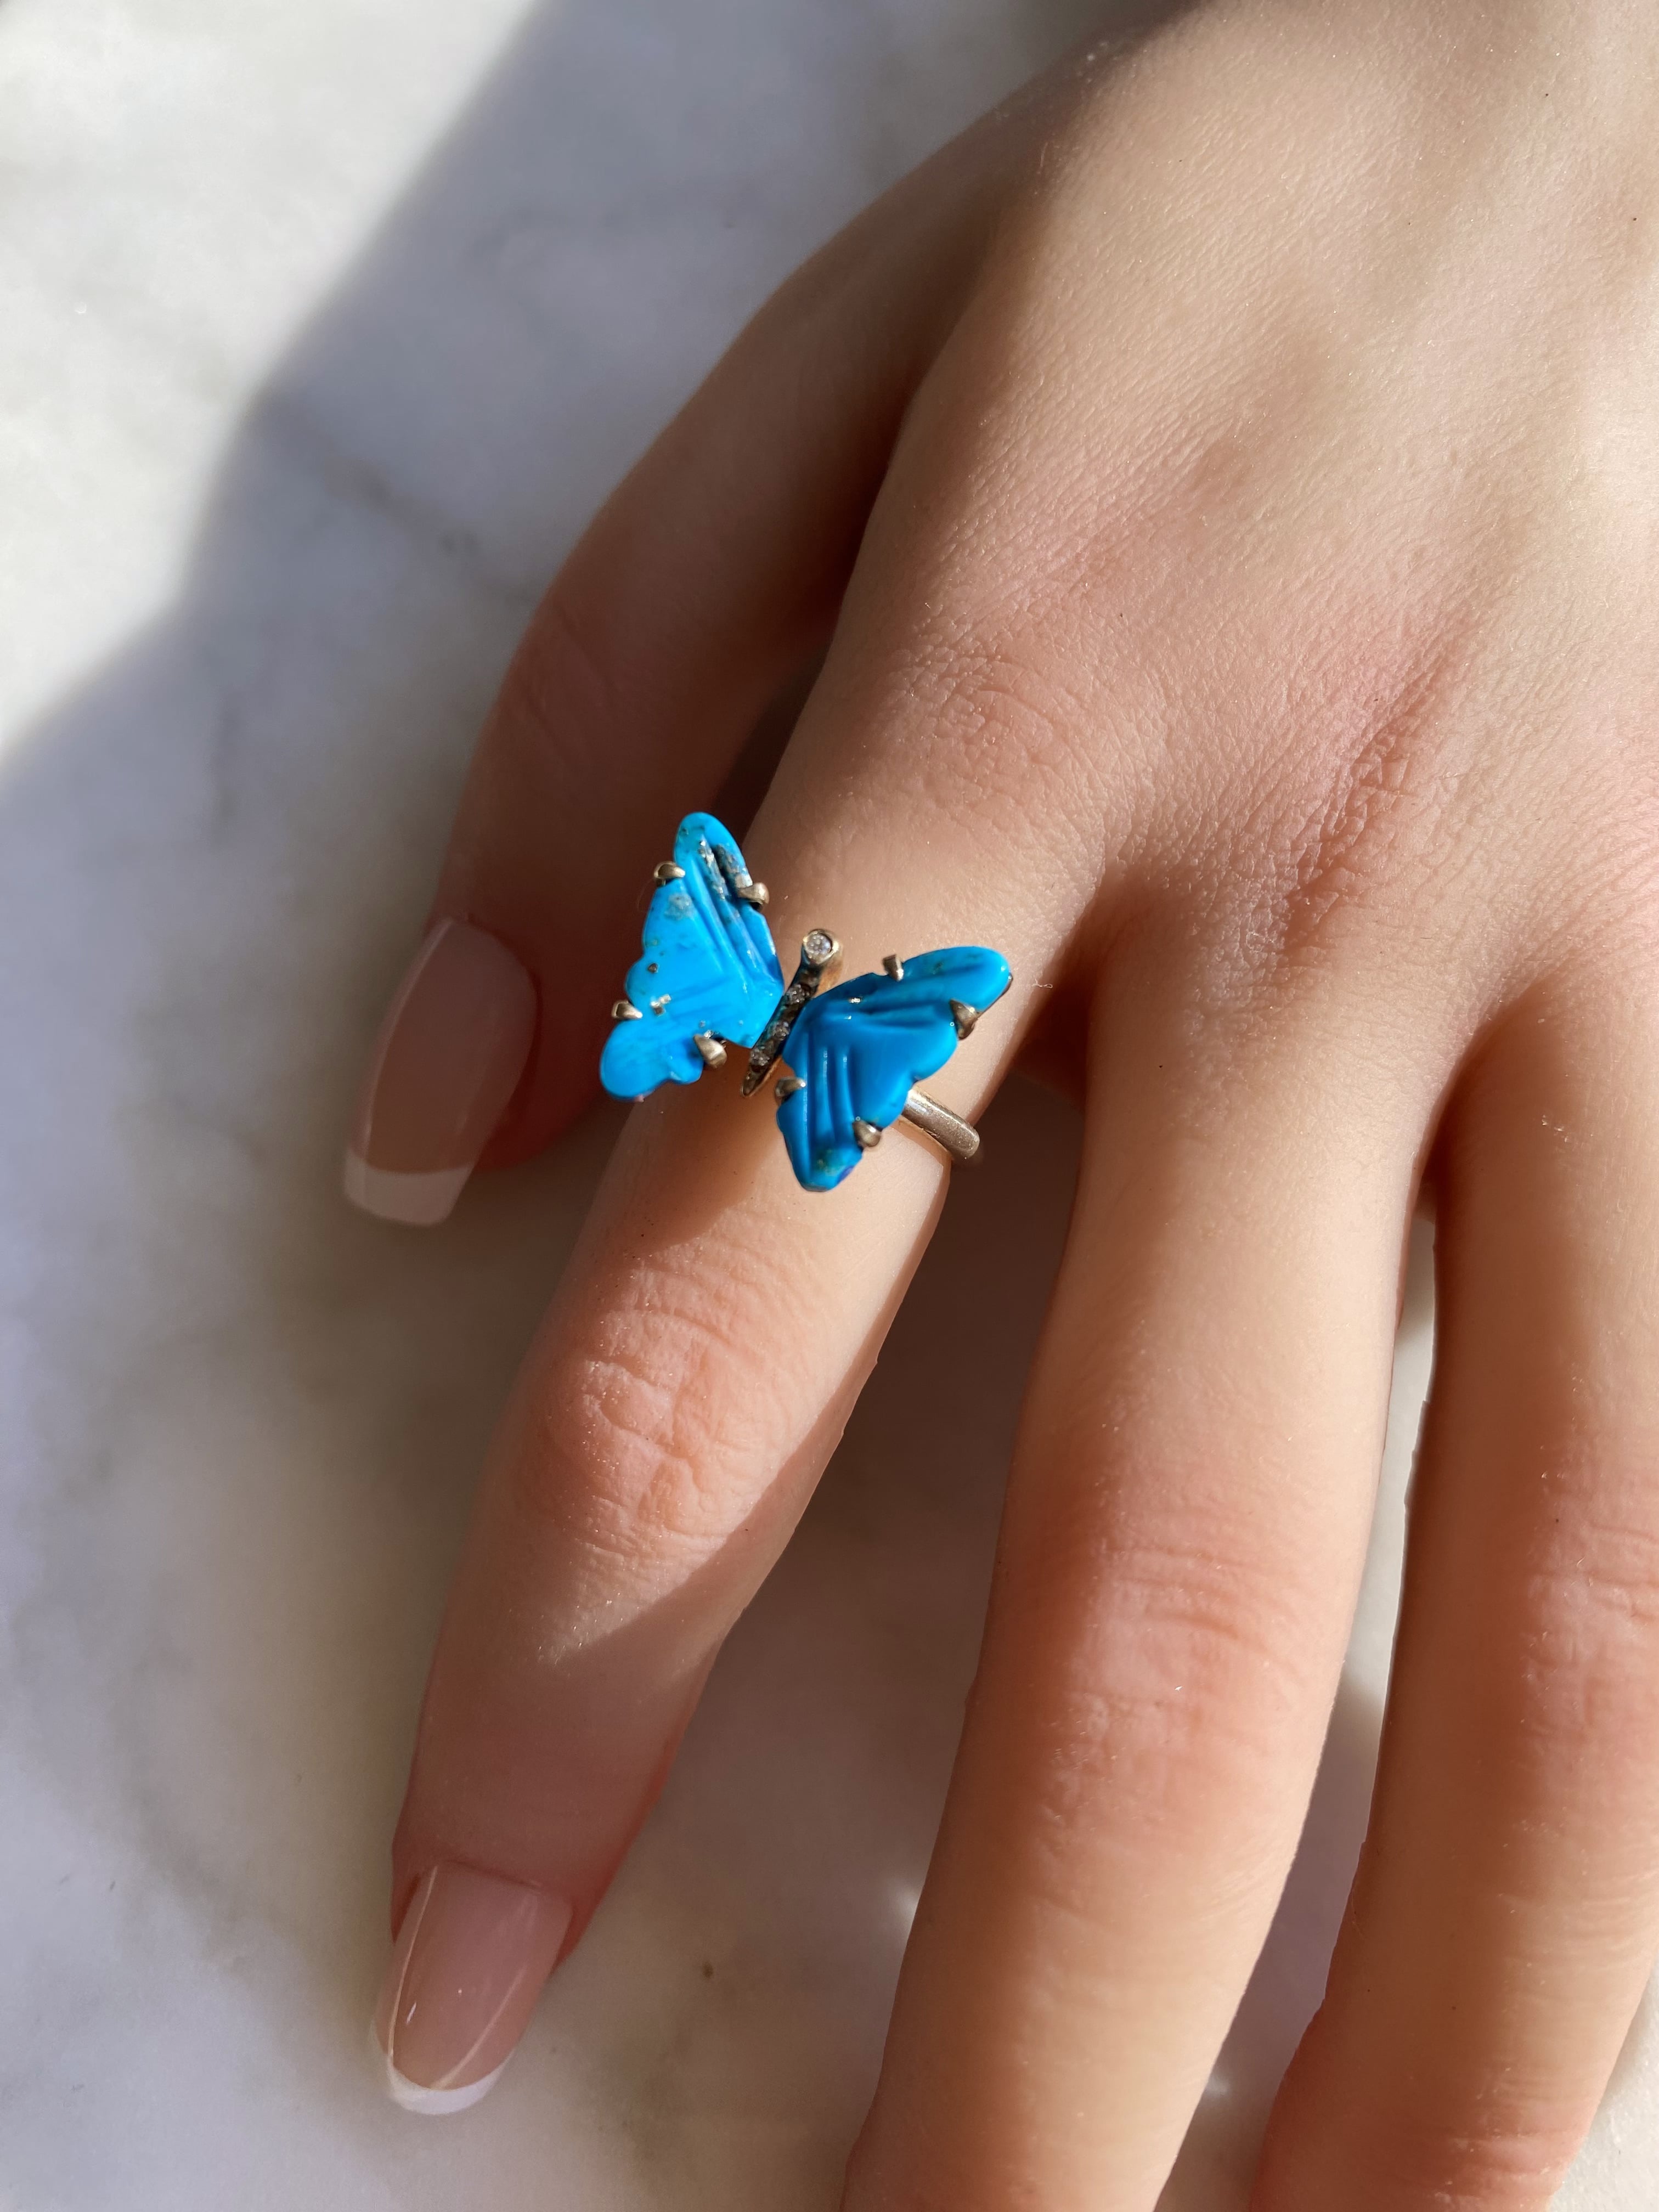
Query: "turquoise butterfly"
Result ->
[[599, 812, 783, 1098], [601, 812, 1009, 1192], [772, 945, 1010, 1191]]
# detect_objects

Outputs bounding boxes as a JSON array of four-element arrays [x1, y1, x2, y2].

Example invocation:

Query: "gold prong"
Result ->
[[949, 998, 980, 1040], [882, 953, 904, 980], [612, 999, 643, 1021], [654, 861, 686, 884], [712, 845, 767, 906], [853, 1119, 882, 1150], [693, 1032, 727, 1068], [774, 1075, 805, 1102]]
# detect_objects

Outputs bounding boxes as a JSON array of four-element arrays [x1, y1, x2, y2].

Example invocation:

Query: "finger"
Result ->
[[1255, 968, 1659, 2211], [839, 948, 1445, 2210], [367, 191, 1108, 2100], [342, 132, 1011, 1224], [372, 605, 1090, 2105]]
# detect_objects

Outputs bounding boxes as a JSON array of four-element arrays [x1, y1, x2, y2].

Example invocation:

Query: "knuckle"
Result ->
[[924, 640, 1075, 774], [1361, 2104, 1585, 2210], [1093, 1529, 1309, 1700], [522, 1268, 794, 1565], [884, 628, 1103, 856], [1012, 1510, 1320, 1851], [1510, 1492, 1659, 1747], [567, 1351, 731, 1557], [1273, 2023, 1592, 2210]]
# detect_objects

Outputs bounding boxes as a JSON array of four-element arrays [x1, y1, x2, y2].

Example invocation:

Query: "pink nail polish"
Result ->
[[370, 1864, 572, 2115], [344, 919, 537, 1226]]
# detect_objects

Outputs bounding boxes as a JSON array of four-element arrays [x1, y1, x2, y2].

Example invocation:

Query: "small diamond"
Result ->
[[801, 930, 836, 967]]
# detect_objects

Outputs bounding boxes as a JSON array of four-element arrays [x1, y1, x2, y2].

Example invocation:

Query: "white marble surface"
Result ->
[[1, 2, 1654, 2203]]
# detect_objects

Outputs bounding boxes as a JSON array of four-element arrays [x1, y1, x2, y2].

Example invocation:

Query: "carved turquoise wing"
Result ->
[[775, 946, 1011, 1191], [600, 812, 785, 1099]]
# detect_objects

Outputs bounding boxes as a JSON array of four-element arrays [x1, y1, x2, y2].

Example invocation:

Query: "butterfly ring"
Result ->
[[599, 812, 1012, 1193]]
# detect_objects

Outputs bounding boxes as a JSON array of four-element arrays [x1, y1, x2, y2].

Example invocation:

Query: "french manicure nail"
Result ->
[[371, 1863, 572, 2115], [343, 919, 537, 1226]]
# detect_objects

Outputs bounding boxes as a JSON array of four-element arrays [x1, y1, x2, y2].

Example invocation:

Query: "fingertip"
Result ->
[[368, 2022, 510, 2117], [344, 918, 538, 1216], [342, 1152, 472, 1226], [368, 1863, 571, 2115]]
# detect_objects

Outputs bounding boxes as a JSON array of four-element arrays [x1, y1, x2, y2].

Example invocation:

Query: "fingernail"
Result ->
[[371, 1864, 572, 2115], [344, 919, 537, 1226]]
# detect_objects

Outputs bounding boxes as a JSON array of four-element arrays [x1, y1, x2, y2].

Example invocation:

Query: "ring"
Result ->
[[599, 811, 1011, 1192]]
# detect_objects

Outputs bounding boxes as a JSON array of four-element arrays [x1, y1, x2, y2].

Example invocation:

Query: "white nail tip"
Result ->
[[368, 2024, 509, 2115], [342, 1153, 473, 1227]]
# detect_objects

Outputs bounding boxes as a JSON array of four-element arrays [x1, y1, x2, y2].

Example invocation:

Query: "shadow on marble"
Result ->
[[0, 1, 1414, 2204]]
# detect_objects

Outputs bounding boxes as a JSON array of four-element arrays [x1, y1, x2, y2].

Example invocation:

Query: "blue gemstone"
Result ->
[[775, 945, 1011, 1190], [600, 814, 785, 1099]]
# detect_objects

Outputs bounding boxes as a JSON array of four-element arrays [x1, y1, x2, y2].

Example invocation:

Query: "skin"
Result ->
[[387, 0, 1659, 2200]]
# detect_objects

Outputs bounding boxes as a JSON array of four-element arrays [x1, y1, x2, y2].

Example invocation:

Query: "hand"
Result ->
[[350, 1, 1659, 2200]]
